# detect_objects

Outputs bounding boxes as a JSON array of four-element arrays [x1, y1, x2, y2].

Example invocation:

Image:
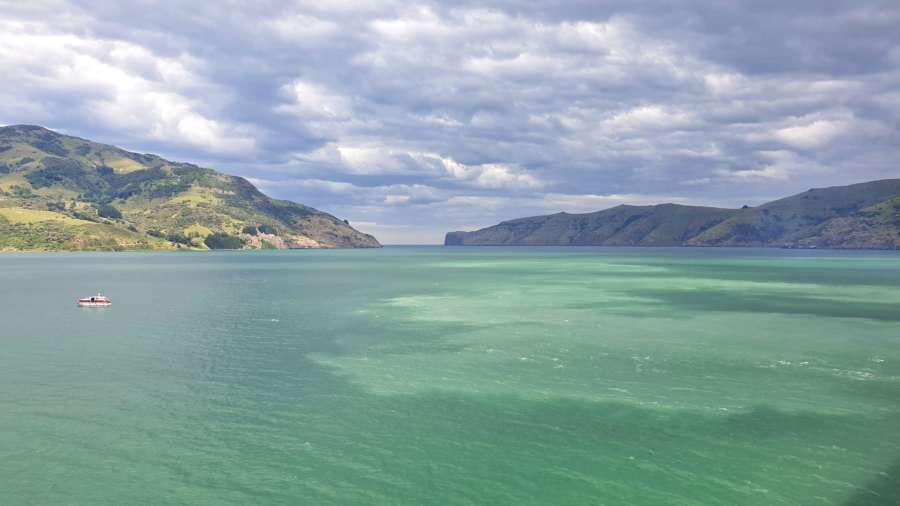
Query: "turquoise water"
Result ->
[[1, 247, 899, 505]]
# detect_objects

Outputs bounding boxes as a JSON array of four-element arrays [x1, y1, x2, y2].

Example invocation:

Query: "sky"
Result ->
[[1, 1, 899, 243]]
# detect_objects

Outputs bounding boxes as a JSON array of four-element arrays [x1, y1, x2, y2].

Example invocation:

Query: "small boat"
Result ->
[[77, 293, 112, 307]]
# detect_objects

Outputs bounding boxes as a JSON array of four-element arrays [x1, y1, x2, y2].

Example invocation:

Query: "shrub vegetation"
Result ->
[[204, 232, 244, 249]]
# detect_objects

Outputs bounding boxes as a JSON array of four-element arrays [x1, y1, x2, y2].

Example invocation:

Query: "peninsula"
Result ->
[[445, 179, 900, 249], [0, 125, 380, 251]]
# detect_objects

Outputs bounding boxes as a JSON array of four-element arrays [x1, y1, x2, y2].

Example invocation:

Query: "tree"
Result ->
[[98, 204, 122, 219], [166, 232, 191, 245], [10, 185, 32, 197], [242, 225, 258, 235], [204, 232, 245, 250], [257, 223, 277, 235]]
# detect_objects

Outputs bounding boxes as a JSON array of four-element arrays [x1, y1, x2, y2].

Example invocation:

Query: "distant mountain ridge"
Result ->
[[0, 125, 380, 251], [445, 179, 900, 249]]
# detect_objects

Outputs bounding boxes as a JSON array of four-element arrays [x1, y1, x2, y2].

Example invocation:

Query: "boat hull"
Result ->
[[77, 300, 111, 307]]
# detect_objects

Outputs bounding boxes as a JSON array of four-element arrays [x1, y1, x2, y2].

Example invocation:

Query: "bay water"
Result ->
[[1, 247, 899, 505]]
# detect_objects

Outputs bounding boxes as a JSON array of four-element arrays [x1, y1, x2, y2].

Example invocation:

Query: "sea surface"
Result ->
[[1, 246, 899, 505]]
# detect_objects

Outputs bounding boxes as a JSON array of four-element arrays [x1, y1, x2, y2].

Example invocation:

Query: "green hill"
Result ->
[[0, 125, 380, 251], [445, 179, 900, 249], [687, 179, 900, 248], [445, 204, 739, 246]]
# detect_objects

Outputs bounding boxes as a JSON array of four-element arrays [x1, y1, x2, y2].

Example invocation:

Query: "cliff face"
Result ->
[[446, 179, 900, 249], [0, 125, 380, 251]]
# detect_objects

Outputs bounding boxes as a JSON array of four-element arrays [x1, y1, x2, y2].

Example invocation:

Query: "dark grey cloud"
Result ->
[[1, 0, 899, 242]]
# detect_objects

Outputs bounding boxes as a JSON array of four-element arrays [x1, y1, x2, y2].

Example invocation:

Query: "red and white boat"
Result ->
[[77, 293, 112, 307]]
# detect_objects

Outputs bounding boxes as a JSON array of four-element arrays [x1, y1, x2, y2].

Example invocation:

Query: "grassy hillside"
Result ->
[[0, 125, 380, 251], [445, 204, 738, 246], [688, 179, 900, 247], [808, 195, 900, 249], [446, 180, 900, 249]]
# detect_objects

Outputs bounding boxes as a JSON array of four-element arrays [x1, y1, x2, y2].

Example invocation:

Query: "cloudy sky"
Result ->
[[2, 1, 899, 243]]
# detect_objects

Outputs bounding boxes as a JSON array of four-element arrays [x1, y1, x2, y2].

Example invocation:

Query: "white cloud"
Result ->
[[713, 150, 826, 182], [292, 143, 545, 188], [704, 72, 748, 95], [0, 21, 256, 155], [773, 120, 849, 149], [338, 145, 407, 173], [247, 177, 358, 194], [248, 177, 445, 206], [438, 157, 544, 189], [267, 13, 340, 43], [603, 105, 696, 132], [384, 194, 411, 204], [280, 80, 351, 119], [714, 166, 791, 181]]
